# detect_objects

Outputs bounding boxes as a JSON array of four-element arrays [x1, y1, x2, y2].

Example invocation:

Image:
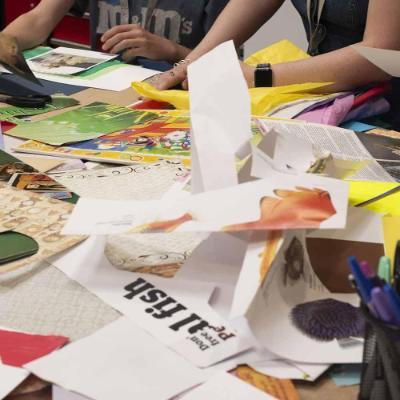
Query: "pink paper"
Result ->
[[296, 95, 355, 126]]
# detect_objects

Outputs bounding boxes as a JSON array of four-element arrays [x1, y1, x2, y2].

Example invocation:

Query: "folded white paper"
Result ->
[[62, 173, 349, 235], [244, 232, 363, 363], [53, 386, 90, 400], [27, 318, 205, 400], [353, 45, 400, 77], [188, 41, 251, 193], [0, 363, 29, 400], [180, 371, 277, 400], [50, 237, 249, 368]]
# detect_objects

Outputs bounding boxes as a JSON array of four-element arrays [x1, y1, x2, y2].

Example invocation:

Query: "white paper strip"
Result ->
[[62, 173, 349, 235], [188, 41, 251, 193]]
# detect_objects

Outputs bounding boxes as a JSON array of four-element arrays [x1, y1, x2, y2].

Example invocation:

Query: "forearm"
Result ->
[[270, 45, 391, 92], [188, 0, 285, 60], [3, 0, 74, 50], [3, 14, 49, 50]]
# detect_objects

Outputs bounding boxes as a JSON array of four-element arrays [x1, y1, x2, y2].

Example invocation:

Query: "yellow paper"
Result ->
[[348, 181, 400, 215], [245, 39, 309, 66], [382, 215, 400, 268], [234, 365, 300, 400], [132, 40, 330, 115], [249, 82, 328, 115]]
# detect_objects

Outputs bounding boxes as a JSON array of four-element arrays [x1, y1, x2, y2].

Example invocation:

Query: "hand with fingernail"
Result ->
[[101, 24, 190, 64]]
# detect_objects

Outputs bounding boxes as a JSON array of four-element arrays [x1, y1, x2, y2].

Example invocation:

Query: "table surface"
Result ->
[[3, 86, 360, 400]]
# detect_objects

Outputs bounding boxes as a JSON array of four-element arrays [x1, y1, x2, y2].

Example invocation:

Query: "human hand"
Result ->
[[151, 60, 190, 90], [101, 24, 181, 63], [151, 58, 256, 91], [0, 33, 39, 84]]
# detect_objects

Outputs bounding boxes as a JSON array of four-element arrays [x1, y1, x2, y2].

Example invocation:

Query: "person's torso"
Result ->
[[290, 0, 369, 54], [89, 0, 226, 49]]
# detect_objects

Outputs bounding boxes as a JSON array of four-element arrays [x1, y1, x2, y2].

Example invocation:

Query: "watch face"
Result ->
[[255, 64, 273, 87]]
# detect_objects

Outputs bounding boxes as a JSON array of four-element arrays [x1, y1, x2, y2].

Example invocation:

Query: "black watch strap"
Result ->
[[254, 63, 273, 87]]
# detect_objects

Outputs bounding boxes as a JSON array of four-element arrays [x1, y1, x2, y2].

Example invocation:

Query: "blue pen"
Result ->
[[383, 284, 400, 325], [348, 256, 373, 304], [370, 287, 395, 324]]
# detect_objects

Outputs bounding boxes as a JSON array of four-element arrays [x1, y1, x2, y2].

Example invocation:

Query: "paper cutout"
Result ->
[[27, 47, 116, 76], [105, 232, 207, 278], [0, 328, 68, 367], [62, 174, 348, 235], [179, 371, 277, 400], [53, 162, 190, 201], [51, 237, 247, 367], [234, 365, 299, 400], [7, 103, 157, 146], [244, 232, 363, 363], [0, 149, 74, 202], [14, 110, 191, 167], [0, 231, 39, 265], [0, 183, 84, 274], [0, 96, 79, 125], [0, 363, 29, 400], [349, 181, 400, 215], [27, 317, 206, 400], [53, 386, 90, 400], [0, 262, 120, 343], [188, 41, 251, 193]]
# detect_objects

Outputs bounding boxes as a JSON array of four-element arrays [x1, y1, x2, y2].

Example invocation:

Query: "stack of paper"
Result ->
[[0, 40, 394, 400]]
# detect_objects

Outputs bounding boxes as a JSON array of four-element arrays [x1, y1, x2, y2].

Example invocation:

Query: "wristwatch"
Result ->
[[254, 63, 273, 87]]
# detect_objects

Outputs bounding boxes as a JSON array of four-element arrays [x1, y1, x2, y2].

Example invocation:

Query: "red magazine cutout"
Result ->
[[0, 329, 68, 367]]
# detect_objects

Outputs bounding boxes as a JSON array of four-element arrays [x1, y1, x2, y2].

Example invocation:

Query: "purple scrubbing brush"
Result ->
[[290, 298, 365, 342]]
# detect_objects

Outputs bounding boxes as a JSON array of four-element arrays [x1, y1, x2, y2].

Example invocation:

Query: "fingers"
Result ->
[[153, 65, 187, 90], [101, 24, 138, 43], [101, 26, 143, 52], [111, 38, 145, 55], [122, 47, 144, 62]]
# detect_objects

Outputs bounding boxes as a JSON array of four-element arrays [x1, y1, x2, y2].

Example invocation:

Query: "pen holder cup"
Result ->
[[359, 307, 400, 400]]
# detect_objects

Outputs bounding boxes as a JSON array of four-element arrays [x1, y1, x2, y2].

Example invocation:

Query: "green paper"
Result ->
[[0, 231, 39, 265], [24, 47, 52, 60], [0, 96, 80, 125], [7, 102, 157, 145]]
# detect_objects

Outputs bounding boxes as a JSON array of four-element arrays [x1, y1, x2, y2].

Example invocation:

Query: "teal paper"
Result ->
[[329, 364, 362, 386]]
